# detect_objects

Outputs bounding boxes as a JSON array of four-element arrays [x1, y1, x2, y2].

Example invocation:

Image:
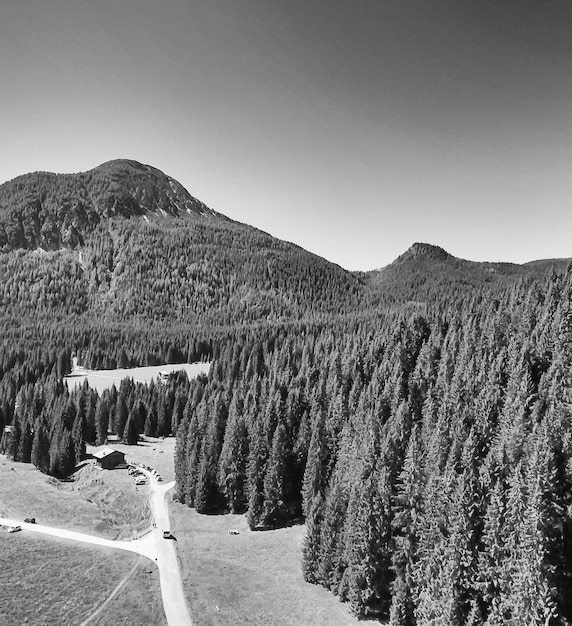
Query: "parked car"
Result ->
[[24, 518, 36, 524], [8, 526, 22, 533]]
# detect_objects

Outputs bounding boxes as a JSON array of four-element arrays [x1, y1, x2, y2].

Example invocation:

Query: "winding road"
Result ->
[[0, 472, 192, 626]]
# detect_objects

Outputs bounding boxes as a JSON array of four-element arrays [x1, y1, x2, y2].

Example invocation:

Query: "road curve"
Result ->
[[0, 515, 156, 559], [0, 474, 192, 626]]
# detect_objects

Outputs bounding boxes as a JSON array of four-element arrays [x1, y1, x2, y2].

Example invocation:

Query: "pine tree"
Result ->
[[316, 470, 349, 592], [71, 408, 85, 465], [95, 397, 110, 445], [16, 414, 34, 463], [246, 422, 269, 529], [261, 421, 289, 527], [124, 411, 139, 445], [195, 409, 223, 513], [31, 415, 50, 473], [343, 468, 393, 618], [390, 426, 424, 626], [113, 394, 129, 438], [218, 396, 249, 513]]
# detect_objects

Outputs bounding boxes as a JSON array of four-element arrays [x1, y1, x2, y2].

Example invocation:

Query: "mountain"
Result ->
[[0, 160, 364, 328], [0, 159, 221, 251], [1, 160, 570, 331], [393, 242, 454, 263], [360, 241, 571, 304]]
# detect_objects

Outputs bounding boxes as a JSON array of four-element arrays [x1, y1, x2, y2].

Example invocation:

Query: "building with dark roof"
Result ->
[[93, 447, 126, 470]]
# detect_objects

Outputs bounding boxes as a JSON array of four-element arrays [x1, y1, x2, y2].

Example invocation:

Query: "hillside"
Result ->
[[0, 161, 569, 365], [0, 160, 363, 328], [359, 242, 571, 304]]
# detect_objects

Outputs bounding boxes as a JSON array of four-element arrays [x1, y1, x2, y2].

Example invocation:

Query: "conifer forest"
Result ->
[[1, 161, 572, 624]]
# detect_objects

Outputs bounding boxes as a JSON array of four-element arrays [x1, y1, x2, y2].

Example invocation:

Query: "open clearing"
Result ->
[[0, 531, 165, 626], [64, 362, 210, 394], [170, 506, 368, 625], [0, 454, 164, 625], [87, 436, 178, 483]]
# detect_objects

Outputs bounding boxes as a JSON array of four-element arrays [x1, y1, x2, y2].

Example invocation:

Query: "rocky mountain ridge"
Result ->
[[0, 159, 223, 250]]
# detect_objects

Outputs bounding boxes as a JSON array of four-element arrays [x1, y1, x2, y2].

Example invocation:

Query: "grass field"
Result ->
[[169, 506, 369, 625], [64, 362, 210, 394], [0, 531, 165, 626], [0, 453, 164, 625]]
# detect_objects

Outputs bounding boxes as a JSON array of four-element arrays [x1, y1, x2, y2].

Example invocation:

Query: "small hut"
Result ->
[[93, 447, 126, 470]]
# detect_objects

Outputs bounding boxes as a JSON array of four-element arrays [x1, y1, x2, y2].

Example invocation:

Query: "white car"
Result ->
[[8, 526, 22, 533]]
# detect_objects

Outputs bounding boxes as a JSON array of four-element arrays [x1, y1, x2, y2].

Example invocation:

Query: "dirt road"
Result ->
[[148, 479, 194, 626], [0, 475, 193, 625]]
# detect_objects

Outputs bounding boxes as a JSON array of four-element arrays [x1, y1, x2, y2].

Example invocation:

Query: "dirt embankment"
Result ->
[[68, 464, 152, 539], [0, 455, 151, 539]]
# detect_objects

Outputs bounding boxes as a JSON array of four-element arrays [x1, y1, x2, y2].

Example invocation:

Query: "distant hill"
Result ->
[[358, 242, 571, 304]]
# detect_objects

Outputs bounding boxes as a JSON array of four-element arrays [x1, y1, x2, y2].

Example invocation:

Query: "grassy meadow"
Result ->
[[0, 453, 164, 625], [0, 531, 165, 626], [169, 505, 368, 626], [64, 362, 210, 395]]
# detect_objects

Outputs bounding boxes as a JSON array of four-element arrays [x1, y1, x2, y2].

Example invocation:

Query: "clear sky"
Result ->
[[1, 0, 571, 270]]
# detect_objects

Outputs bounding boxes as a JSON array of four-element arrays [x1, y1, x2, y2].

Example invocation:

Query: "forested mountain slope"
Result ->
[[2, 161, 572, 624], [0, 160, 365, 327], [0, 159, 219, 251], [360, 242, 571, 304]]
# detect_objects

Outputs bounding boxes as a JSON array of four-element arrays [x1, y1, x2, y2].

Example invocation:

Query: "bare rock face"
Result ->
[[0, 159, 223, 250]]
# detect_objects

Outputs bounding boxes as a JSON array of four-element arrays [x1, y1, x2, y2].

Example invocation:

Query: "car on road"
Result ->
[[8, 526, 22, 533], [24, 517, 36, 524], [162, 530, 177, 541]]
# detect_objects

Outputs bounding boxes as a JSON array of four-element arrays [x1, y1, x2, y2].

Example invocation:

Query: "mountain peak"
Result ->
[[0, 160, 223, 250], [85, 159, 219, 219], [395, 242, 453, 263]]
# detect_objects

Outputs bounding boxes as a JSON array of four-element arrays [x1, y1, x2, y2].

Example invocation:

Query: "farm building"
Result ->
[[93, 447, 126, 470]]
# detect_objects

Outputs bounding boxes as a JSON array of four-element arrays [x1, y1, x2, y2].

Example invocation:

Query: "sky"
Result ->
[[1, 0, 572, 270]]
